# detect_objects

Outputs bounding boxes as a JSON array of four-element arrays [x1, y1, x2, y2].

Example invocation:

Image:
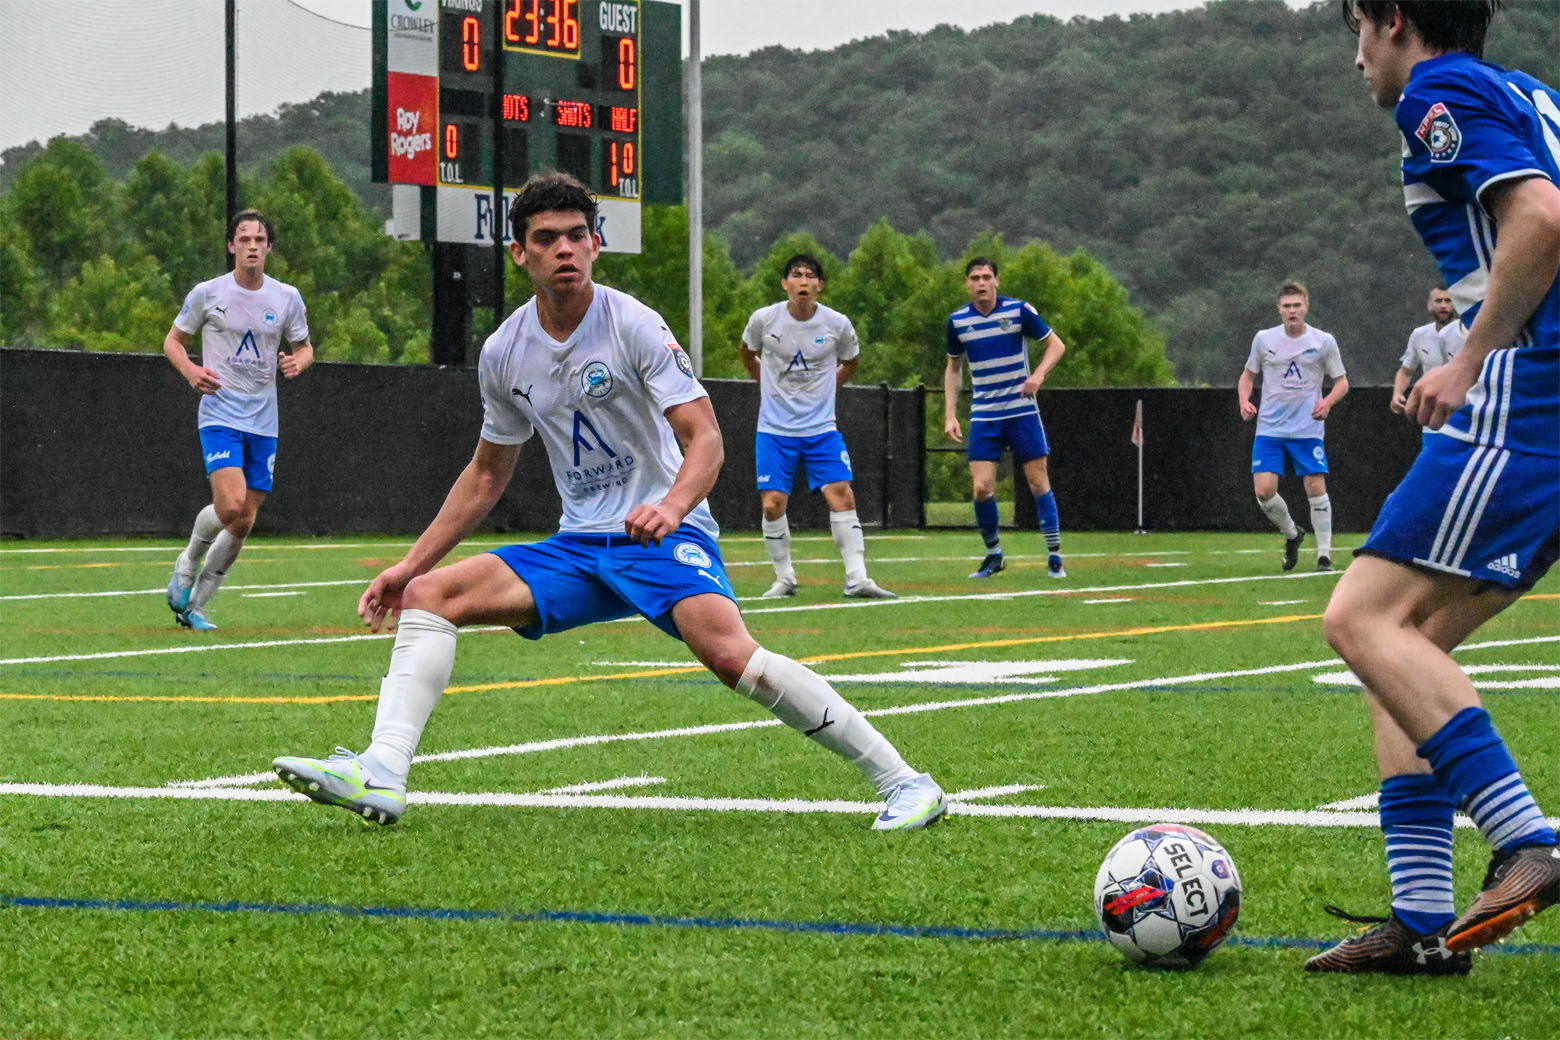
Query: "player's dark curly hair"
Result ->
[[508, 171, 599, 240], [1342, 1, 1502, 57], [783, 253, 825, 281], [226, 209, 276, 247]]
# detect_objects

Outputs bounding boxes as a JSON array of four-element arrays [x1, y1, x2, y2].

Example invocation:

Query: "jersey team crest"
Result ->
[[581, 362, 614, 398], [1415, 102, 1462, 163]]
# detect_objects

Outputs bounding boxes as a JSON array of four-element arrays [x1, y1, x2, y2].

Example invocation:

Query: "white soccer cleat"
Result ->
[[872, 772, 947, 831], [273, 747, 407, 826], [844, 577, 896, 599], [761, 577, 799, 598]]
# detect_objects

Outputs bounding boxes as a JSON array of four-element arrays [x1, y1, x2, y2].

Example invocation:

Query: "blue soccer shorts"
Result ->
[[198, 425, 277, 491], [968, 413, 1050, 464], [489, 525, 738, 640], [1251, 435, 1328, 476], [1358, 433, 1560, 591], [755, 429, 853, 493]]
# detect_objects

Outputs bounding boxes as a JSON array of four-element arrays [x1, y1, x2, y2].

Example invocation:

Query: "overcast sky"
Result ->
[[0, 0, 1307, 157]]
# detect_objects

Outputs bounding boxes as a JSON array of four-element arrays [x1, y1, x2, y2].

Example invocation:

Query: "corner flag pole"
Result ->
[[1131, 399, 1147, 534]]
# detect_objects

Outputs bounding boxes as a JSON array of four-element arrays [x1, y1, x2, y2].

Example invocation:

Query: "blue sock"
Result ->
[[1418, 707, 1557, 852], [1380, 773, 1456, 933], [974, 498, 1000, 552], [1035, 491, 1061, 553]]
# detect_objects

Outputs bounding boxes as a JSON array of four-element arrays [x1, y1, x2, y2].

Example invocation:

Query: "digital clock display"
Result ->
[[504, 0, 581, 56]]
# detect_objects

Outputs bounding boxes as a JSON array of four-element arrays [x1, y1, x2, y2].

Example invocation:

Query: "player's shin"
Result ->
[[736, 646, 917, 794], [829, 509, 867, 582], [1308, 493, 1333, 557], [363, 608, 458, 786], [179, 504, 224, 580], [761, 515, 795, 581], [190, 530, 243, 608]]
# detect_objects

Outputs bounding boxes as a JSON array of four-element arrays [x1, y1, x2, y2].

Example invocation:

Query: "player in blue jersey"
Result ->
[[1391, 287, 1464, 415], [162, 210, 313, 631], [1237, 282, 1349, 572], [740, 254, 894, 600], [1307, 1, 1560, 975], [944, 258, 1069, 580], [272, 174, 945, 832]]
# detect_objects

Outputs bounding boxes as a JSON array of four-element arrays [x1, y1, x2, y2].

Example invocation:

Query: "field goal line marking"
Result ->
[[162, 633, 1559, 788]]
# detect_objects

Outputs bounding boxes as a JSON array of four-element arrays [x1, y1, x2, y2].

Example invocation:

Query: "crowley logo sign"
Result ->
[[387, 73, 437, 185]]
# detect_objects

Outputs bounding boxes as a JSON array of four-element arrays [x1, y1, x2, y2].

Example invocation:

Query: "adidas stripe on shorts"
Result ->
[[1358, 432, 1559, 591]]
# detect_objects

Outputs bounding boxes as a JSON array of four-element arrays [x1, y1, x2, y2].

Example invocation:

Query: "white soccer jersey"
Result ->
[[742, 301, 859, 437], [478, 284, 717, 538], [1245, 324, 1346, 440], [1399, 321, 1464, 374], [174, 272, 309, 436]]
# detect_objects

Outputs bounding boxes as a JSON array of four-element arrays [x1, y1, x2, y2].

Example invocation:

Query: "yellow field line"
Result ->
[[0, 613, 1323, 704]]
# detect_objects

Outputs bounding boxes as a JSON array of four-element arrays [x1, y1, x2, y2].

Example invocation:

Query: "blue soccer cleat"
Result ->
[[969, 552, 1005, 579], [273, 747, 407, 826], [176, 606, 217, 631], [167, 567, 194, 614], [872, 772, 947, 831], [1048, 554, 1067, 578]]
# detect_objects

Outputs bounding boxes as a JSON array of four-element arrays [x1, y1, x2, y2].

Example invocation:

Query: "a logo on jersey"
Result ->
[[236, 329, 262, 360], [1415, 102, 1462, 164], [571, 410, 622, 470], [262, 309, 278, 327], [671, 346, 694, 379], [787, 350, 810, 372], [999, 318, 1015, 332], [581, 362, 614, 399], [1485, 554, 1522, 579], [813, 336, 826, 345], [1312, 445, 1326, 463], [1283, 360, 1302, 381], [511, 385, 534, 404], [673, 542, 713, 569]]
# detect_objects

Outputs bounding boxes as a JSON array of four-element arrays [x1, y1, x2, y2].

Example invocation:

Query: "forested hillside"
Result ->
[[2, 0, 1555, 383]]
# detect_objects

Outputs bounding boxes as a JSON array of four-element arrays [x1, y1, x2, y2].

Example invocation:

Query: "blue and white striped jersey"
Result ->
[[946, 296, 1054, 423], [1396, 53, 1559, 457]]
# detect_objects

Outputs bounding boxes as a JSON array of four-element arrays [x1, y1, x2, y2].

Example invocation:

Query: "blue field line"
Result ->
[[4, 893, 1557, 958]]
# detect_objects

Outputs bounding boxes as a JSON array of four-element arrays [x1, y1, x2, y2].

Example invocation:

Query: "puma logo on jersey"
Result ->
[[511, 385, 534, 404]]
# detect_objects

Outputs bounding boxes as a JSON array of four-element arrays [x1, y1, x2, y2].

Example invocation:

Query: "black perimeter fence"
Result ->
[[1, 349, 1421, 538]]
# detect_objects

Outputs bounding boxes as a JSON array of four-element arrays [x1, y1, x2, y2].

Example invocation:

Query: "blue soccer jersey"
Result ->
[[1396, 53, 1559, 457], [946, 296, 1054, 423]]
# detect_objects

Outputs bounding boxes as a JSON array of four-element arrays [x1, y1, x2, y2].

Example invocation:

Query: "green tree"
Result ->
[[6, 139, 116, 287], [46, 255, 171, 352]]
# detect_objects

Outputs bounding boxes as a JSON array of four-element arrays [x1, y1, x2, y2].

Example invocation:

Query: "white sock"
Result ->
[[1258, 495, 1299, 539], [190, 530, 243, 609], [178, 505, 223, 580], [364, 609, 459, 785], [1308, 493, 1333, 557], [736, 646, 917, 795], [761, 515, 795, 582], [830, 509, 868, 584]]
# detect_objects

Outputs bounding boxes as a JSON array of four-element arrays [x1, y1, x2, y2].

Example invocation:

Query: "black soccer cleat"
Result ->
[[1316, 555, 1333, 572], [1446, 842, 1560, 953], [1304, 907, 1469, 976], [969, 552, 1005, 579], [1282, 530, 1306, 571]]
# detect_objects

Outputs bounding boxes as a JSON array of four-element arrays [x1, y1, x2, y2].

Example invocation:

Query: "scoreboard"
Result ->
[[372, 0, 682, 253]]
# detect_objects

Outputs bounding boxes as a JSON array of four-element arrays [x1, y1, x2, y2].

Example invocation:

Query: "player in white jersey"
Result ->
[[162, 210, 312, 630], [1237, 282, 1349, 571], [1305, 2, 1560, 974], [1391, 287, 1464, 414], [272, 174, 945, 832], [740, 254, 893, 600]]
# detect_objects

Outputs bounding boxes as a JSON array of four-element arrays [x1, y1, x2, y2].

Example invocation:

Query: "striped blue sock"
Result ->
[[1035, 491, 1061, 552], [974, 498, 1000, 551], [1380, 773, 1456, 933], [1418, 707, 1558, 852]]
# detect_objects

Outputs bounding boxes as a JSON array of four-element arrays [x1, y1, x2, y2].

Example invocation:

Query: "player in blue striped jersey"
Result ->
[[1308, 1, 1559, 975], [943, 258, 1069, 579]]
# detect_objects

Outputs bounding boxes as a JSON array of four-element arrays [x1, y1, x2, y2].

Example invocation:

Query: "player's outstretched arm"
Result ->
[[942, 357, 964, 442], [359, 437, 522, 630], [163, 326, 221, 394], [625, 397, 724, 547], [1410, 177, 1560, 429]]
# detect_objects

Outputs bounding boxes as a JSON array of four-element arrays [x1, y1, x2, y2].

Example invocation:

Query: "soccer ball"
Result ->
[[1093, 823, 1242, 969]]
